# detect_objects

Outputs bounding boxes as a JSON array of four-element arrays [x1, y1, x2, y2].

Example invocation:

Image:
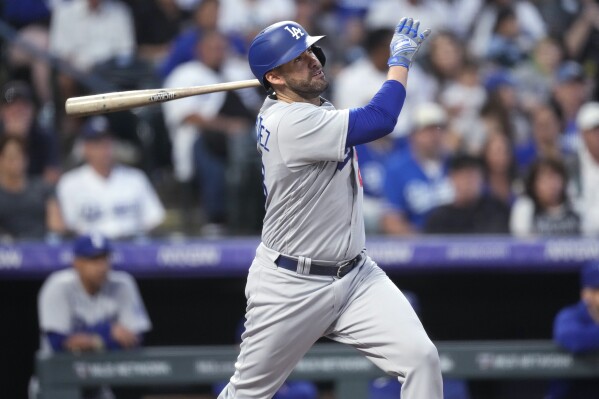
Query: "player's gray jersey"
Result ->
[[38, 268, 151, 354], [256, 96, 365, 261]]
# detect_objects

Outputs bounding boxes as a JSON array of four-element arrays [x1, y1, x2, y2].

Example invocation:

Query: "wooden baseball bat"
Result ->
[[65, 79, 262, 117]]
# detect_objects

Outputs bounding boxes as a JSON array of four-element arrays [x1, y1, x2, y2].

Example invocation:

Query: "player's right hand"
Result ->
[[388, 17, 431, 69], [111, 323, 140, 348], [64, 333, 104, 352]]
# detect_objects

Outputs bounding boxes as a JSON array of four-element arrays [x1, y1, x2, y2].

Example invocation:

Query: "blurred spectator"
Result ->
[[35, 233, 151, 399], [423, 31, 466, 94], [439, 60, 487, 154], [486, 5, 534, 67], [2, 0, 53, 108], [1, 0, 51, 29], [446, 0, 485, 39], [551, 61, 590, 154], [0, 80, 60, 184], [481, 69, 531, 166], [56, 116, 165, 239], [516, 103, 570, 173], [382, 102, 453, 235], [574, 101, 599, 236], [538, 0, 599, 70], [549, 261, 599, 398], [0, 136, 64, 240], [49, 0, 136, 108], [162, 30, 260, 235], [123, 0, 183, 65], [510, 157, 580, 237], [49, 0, 135, 72], [158, 0, 230, 79], [218, 0, 297, 39], [365, 0, 450, 34], [513, 37, 564, 111], [356, 136, 405, 234], [424, 153, 510, 234], [469, 0, 546, 61], [481, 130, 519, 205]]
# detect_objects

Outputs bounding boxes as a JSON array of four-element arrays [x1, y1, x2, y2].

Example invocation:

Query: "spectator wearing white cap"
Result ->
[[56, 116, 165, 239], [575, 102, 599, 236], [382, 102, 453, 235]]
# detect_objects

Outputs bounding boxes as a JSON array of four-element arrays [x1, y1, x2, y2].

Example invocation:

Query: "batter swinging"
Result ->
[[218, 17, 441, 399]]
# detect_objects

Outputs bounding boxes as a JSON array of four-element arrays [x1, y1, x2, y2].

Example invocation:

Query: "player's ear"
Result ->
[[265, 69, 285, 87]]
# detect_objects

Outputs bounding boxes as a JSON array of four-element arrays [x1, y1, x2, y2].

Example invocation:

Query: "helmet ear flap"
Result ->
[[312, 45, 326, 67]]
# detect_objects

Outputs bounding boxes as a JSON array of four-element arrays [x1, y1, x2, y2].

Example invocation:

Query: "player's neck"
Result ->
[[78, 277, 101, 296], [274, 90, 321, 106], [90, 163, 113, 179]]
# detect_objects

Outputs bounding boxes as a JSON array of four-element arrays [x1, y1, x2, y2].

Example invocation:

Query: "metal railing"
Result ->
[[35, 340, 599, 399]]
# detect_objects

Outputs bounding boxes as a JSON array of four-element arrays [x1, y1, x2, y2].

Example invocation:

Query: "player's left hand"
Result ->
[[111, 324, 139, 348], [388, 17, 431, 69]]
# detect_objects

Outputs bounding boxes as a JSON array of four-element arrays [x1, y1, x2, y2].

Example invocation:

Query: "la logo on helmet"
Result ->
[[284, 25, 304, 40]]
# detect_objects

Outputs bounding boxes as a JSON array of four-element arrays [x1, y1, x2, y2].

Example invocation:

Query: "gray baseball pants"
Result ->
[[218, 243, 442, 399]]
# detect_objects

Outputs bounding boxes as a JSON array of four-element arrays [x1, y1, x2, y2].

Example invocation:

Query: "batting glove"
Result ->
[[388, 17, 431, 69]]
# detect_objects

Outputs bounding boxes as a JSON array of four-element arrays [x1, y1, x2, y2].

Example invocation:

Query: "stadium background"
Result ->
[[1, 0, 599, 398]]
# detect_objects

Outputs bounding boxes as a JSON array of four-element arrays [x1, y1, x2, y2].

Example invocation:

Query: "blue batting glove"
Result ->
[[388, 17, 431, 69]]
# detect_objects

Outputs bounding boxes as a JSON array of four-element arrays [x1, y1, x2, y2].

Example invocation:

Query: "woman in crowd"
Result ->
[[0, 136, 64, 239], [510, 157, 580, 236]]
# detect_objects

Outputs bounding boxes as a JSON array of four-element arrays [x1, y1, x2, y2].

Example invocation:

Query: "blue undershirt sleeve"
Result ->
[[346, 80, 407, 147], [554, 307, 599, 353], [46, 331, 68, 352], [90, 321, 124, 350]]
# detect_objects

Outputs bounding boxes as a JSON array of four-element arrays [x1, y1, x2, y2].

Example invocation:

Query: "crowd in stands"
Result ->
[[1, 0, 599, 240]]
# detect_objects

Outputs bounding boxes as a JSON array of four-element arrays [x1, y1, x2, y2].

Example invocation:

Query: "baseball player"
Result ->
[[37, 233, 151, 355], [34, 233, 151, 399], [217, 18, 441, 399]]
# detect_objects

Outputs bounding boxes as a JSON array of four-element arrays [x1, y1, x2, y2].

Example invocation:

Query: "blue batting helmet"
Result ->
[[248, 21, 326, 89]]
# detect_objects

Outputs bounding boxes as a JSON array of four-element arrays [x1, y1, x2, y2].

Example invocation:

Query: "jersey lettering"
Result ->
[[113, 202, 139, 216], [284, 26, 305, 40], [256, 115, 270, 152], [81, 204, 102, 222]]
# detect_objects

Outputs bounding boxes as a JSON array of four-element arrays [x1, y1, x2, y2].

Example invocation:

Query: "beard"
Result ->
[[285, 73, 329, 100]]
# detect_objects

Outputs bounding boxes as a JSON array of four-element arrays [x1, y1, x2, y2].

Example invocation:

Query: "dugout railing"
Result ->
[[36, 340, 599, 399]]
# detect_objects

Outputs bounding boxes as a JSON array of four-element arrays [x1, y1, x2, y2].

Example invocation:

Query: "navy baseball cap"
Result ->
[[581, 261, 599, 289], [81, 116, 113, 141], [484, 70, 515, 92], [73, 234, 112, 258], [1, 80, 33, 105], [556, 61, 585, 83]]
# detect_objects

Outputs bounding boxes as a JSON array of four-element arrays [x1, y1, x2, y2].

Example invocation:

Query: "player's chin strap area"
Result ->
[[275, 251, 365, 278]]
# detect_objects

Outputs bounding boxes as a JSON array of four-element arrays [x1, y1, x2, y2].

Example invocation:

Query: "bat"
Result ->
[[65, 79, 262, 117]]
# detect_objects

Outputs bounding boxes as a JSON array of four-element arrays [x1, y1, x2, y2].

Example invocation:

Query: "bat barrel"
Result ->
[[65, 79, 262, 117]]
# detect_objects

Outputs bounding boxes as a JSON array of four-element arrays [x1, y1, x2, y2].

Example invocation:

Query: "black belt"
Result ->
[[275, 253, 364, 278]]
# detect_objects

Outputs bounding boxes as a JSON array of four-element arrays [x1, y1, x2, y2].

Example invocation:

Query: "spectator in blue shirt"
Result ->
[[549, 261, 599, 398], [356, 136, 405, 234], [381, 102, 453, 235], [157, 0, 245, 80]]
